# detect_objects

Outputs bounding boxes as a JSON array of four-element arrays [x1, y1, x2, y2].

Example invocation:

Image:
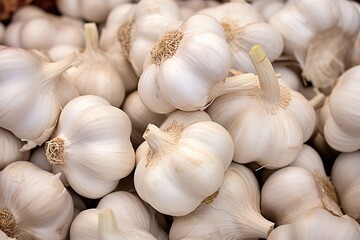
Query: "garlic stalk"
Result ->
[[207, 45, 316, 169], [0, 161, 74, 239], [170, 163, 274, 240], [134, 110, 234, 216], [261, 166, 342, 226], [70, 191, 167, 240], [138, 13, 231, 113], [64, 23, 126, 107], [267, 208, 360, 240], [0, 128, 29, 169], [198, 1, 284, 73], [332, 151, 360, 222], [98, 209, 157, 240], [0, 47, 79, 151], [45, 95, 135, 199]]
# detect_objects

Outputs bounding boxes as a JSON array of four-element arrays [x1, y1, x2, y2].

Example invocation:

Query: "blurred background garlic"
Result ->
[[45, 95, 135, 199], [138, 14, 231, 113], [267, 208, 360, 240], [261, 166, 342, 226], [70, 191, 167, 240], [0, 128, 29, 169], [0, 47, 79, 151], [134, 110, 234, 216], [64, 23, 126, 108], [4, 5, 84, 49], [0, 161, 74, 239], [332, 151, 360, 222], [207, 45, 316, 169], [170, 163, 274, 240], [250, 0, 285, 21], [198, 0, 283, 73]]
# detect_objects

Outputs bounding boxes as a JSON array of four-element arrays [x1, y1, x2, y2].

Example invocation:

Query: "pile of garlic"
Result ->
[[0, 0, 360, 239]]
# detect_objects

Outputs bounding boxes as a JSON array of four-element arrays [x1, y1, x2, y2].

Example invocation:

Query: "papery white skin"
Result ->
[[0, 47, 79, 151], [47, 44, 80, 61], [207, 45, 316, 169], [261, 166, 342, 226], [70, 191, 167, 240], [130, 0, 182, 76], [122, 91, 167, 149], [100, 3, 138, 92], [134, 115, 234, 216], [45, 95, 135, 199], [0, 128, 29, 169], [0, 161, 74, 239], [267, 208, 360, 240], [56, 0, 130, 23], [170, 163, 274, 240], [65, 23, 126, 107], [198, 1, 283, 73], [4, 6, 84, 49], [252, 0, 285, 21], [0, 230, 15, 240], [332, 151, 360, 222], [320, 66, 360, 152], [138, 14, 231, 113]]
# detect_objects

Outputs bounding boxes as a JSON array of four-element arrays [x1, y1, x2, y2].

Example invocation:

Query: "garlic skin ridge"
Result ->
[[267, 208, 360, 240], [170, 163, 275, 240], [0, 161, 74, 239], [138, 13, 231, 114], [207, 45, 316, 169], [0, 47, 79, 151], [45, 95, 135, 199], [134, 113, 234, 216]]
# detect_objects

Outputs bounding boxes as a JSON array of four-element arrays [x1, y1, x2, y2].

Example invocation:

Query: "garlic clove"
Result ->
[[0, 128, 29, 169]]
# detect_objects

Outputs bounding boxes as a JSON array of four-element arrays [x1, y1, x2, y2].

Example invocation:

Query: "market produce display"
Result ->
[[0, 0, 360, 239]]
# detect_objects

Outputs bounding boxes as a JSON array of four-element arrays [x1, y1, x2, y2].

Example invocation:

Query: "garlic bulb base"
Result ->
[[0, 208, 16, 238], [117, 20, 134, 59], [150, 29, 183, 65], [45, 137, 65, 165]]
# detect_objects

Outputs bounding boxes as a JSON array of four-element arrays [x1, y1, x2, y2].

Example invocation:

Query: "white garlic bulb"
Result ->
[[318, 65, 360, 152], [45, 95, 135, 199], [138, 14, 231, 114], [207, 45, 316, 169], [70, 191, 167, 240], [198, 1, 283, 73], [267, 208, 360, 240], [64, 23, 126, 107], [170, 163, 274, 240], [261, 166, 342, 226], [0, 161, 74, 239], [0, 128, 29, 169], [134, 110, 234, 216], [251, 0, 285, 21], [0, 47, 79, 151], [332, 151, 360, 222], [122, 91, 166, 149]]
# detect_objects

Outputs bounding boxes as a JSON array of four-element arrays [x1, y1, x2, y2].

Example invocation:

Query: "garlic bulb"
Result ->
[[122, 91, 166, 149], [0, 47, 79, 151], [138, 14, 231, 114], [56, 0, 131, 23], [170, 163, 274, 240], [267, 208, 360, 240], [129, 0, 182, 76], [64, 23, 126, 107], [318, 65, 360, 152], [0, 128, 29, 169], [47, 44, 81, 61], [207, 45, 316, 169], [134, 110, 234, 216], [261, 166, 342, 226], [98, 209, 157, 240], [332, 151, 360, 222], [70, 191, 167, 240], [269, 0, 360, 91], [45, 95, 135, 199], [4, 5, 84, 49], [251, 0, 285, 21], [198, 1, 283, 73], [0, 161, 74, 239]]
